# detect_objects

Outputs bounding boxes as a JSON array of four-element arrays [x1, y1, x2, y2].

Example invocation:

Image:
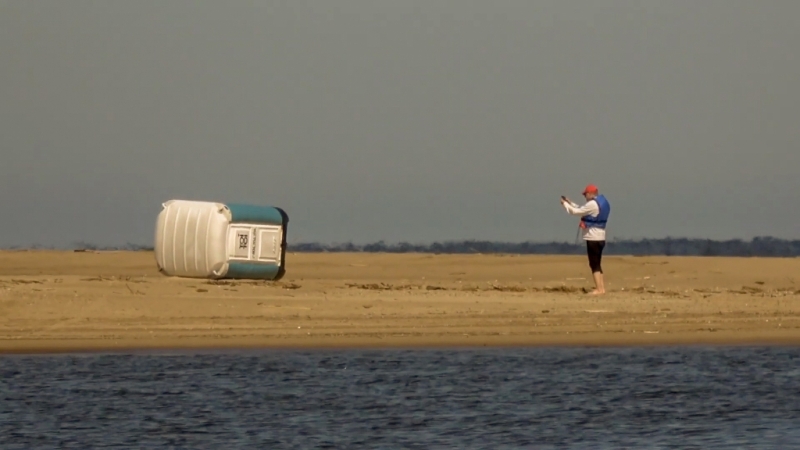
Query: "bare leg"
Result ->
[[590, 271, 605, 295]]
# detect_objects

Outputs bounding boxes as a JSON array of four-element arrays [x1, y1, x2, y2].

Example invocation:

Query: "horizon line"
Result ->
[[2, 235, 798, 251]]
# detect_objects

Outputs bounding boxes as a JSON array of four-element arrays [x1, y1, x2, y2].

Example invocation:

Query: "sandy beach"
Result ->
[[1, 250, 799, 353]]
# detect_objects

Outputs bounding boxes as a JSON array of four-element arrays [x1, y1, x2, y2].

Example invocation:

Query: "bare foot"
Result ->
[[589, 289, 605, 295]]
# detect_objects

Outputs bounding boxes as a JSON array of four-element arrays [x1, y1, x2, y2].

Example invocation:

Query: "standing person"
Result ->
[[560, 184, 610, 295]]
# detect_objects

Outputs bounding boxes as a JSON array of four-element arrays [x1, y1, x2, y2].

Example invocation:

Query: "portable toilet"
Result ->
[[154, 199, 288, 280]]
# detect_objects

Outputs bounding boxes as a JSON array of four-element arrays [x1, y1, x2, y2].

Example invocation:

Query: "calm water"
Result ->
[[2, 346, 799, 449]]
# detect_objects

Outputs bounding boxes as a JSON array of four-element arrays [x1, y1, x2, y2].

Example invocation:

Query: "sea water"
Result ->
[[2, 346, 799, 449]]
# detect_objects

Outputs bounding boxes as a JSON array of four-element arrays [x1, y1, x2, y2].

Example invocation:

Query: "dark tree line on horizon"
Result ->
[[290, 237, 799, 257], [8, 237, 800, 257]]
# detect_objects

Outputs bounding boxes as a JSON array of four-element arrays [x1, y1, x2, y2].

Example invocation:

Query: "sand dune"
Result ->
[[1, 251, 799, 353]]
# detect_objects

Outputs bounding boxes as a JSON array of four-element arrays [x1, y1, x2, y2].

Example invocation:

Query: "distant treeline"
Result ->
[[289, 237, 800, 257], [6, 237, 800, 257]]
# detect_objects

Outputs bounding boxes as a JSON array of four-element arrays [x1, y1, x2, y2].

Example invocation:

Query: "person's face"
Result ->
[[584, 191, 596, 201]]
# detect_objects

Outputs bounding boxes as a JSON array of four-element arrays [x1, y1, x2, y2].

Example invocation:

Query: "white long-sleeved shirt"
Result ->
[[563, 200, 606, 241]]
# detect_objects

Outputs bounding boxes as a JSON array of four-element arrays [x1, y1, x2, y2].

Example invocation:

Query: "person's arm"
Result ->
[[561, 197, 580, 208], [563, 200, 598, 217]]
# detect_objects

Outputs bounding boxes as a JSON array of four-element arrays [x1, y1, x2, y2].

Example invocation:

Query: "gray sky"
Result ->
[[1, 1, 798, 247]]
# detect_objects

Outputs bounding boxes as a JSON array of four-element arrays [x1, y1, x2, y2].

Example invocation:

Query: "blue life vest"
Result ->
[[581, 194, 610, 229]]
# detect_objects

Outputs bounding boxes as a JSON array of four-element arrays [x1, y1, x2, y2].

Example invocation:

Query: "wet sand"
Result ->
[[1, 251, 799, 353]]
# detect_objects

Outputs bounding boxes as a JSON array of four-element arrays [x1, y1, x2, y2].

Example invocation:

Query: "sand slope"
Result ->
[[1, 251, 799, 353]]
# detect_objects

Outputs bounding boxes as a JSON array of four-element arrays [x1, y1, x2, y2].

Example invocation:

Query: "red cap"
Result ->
[[582, 184, 598, 195]]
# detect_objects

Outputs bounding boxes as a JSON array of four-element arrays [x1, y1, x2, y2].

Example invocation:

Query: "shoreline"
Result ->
[[3, 331, 800, 355], [2, 251, 799, 354]]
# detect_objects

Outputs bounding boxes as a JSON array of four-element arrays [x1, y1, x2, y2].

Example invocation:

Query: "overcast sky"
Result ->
[[1, 1, 798, 247]]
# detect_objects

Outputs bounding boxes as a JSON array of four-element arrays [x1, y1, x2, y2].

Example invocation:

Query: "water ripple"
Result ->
[[1, 346, 799, 449]]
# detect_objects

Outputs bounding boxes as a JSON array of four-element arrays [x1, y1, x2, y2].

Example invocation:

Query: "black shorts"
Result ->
[[586, 240, 606, 273]]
